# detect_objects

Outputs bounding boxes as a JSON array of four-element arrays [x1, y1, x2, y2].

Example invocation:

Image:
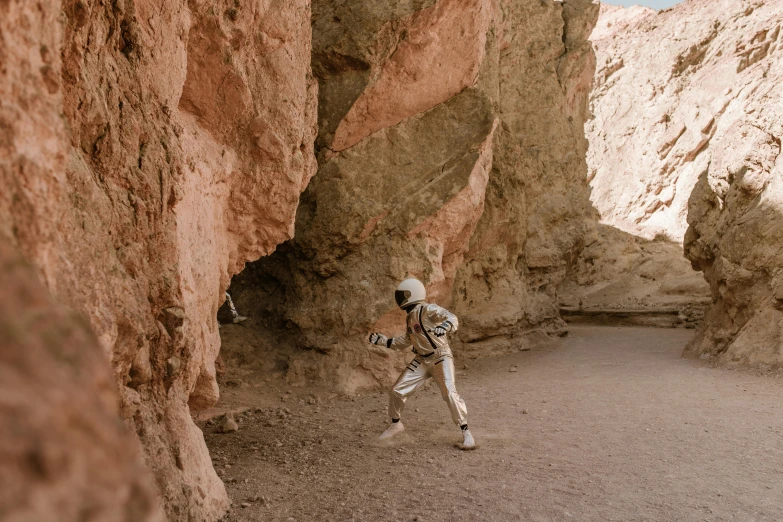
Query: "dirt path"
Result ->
[[206, 326, 783, 521]]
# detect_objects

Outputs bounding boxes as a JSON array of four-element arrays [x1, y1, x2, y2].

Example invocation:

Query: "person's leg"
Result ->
[[225, 292, 247, 323], [431, 356, 467, 426], [431, 356, 474, 448], [381, 357, 428, 439]]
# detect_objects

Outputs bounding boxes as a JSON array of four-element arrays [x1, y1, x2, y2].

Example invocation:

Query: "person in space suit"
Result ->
[[368, 278, 476, 449]]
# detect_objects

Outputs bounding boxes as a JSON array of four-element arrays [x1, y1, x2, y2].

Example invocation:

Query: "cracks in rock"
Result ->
[[670, 21, 720, 79]]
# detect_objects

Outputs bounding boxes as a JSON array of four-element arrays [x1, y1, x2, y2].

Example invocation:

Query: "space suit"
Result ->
[[369, 278, 475, 449]]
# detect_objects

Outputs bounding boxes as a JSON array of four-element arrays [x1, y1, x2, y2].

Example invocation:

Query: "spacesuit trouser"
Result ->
[[225, 292, 239, 319], [389, 354, 468, 427]]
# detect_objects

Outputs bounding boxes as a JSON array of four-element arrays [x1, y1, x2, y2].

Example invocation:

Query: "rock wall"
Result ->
[[1, 0, 316, 519], [0, 242, 163, 522], [588, 0, 782, 242], [236, 0, 599, 387], [586, 1, 783, 366]]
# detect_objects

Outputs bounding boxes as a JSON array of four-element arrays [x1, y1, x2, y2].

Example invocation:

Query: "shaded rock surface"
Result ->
[[586, 1, 783, 366], [1, 0, 316, 519], [559, 225, 711, 327], [236, 0, 600, 389], [0, 242, 162, 522]]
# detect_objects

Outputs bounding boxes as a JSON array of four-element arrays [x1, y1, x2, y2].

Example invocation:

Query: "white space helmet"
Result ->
[[395, 278, 426, 309]]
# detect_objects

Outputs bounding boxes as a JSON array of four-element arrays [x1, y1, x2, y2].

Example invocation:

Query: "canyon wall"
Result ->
[[0, 243, 162, 521], [586, 0, 783, 366], [1, 0, 316, 519], [2, 0, 601, 517], [235, 0, 600, 387]]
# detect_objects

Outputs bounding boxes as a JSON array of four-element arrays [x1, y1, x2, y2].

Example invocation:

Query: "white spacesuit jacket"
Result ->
[[388, 303, 458, 356]]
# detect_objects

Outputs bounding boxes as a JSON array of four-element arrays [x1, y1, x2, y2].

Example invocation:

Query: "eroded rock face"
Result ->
[[586, 1, 783, 366], [588, 1, 782, 242], [451, 0, 599, 354], [1, 0, 316, 519], [0, 242, 163, 522], [237, 0, 599, 387]]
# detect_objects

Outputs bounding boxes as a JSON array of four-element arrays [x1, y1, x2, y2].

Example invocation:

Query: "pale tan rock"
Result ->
[[215, 413, 239, 434], [587, 1, 783, 366], [559, 224, 711, 320], [1, 0, 316, 519], [587, 1, 782, 242], [451, 0, 600, 354]]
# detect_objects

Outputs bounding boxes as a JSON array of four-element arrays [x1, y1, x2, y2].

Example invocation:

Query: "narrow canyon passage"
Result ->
[[205, 326, 783, 521]]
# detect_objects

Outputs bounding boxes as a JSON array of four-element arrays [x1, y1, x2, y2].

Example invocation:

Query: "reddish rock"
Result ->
[[0, 242, 162, 522], [1, 0, 316, 519], [331, 0, 492, 151], [238, 0, 600, 386]]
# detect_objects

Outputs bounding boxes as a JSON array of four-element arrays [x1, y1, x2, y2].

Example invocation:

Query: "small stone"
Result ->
[[215, 413, 239, 433], [241, 502, 250, 508], [522, 409, 529, 414]]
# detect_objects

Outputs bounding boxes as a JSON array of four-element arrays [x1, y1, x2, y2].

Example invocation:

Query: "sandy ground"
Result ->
[[205, 326, 783, 521]]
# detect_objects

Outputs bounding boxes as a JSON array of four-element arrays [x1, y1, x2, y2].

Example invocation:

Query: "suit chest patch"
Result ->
[[413, 323, 422, 334]]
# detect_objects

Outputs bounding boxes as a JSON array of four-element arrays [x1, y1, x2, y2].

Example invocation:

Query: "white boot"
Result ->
[[232, 315, 248, 324], [379, 421, 405, 440], [461, 428, 476, 449]]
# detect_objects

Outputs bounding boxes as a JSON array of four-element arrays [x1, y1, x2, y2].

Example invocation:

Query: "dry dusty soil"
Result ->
[[205, 326, 783, 521]]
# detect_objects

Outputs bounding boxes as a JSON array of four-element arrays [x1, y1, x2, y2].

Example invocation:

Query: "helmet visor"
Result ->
[[395, 290, 411, 307]]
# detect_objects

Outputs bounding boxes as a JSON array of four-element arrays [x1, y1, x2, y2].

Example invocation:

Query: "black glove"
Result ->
[[433, 322, 451, 337], [369, 333, 389, 346]]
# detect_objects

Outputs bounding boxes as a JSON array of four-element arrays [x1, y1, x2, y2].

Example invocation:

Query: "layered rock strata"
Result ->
[[1, 0, 316, 519], [237, 0, 600, 386], [586, 1, 783, 366]]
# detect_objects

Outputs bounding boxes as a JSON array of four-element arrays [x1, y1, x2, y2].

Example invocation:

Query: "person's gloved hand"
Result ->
[[433, 322, 451, 337], [369, 333, 389, 346]]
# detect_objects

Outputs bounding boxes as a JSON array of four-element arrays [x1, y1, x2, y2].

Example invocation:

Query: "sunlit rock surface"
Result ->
[[586, 0, 783, 366]]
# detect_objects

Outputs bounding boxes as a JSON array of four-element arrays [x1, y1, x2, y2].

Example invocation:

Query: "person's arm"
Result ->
[[425, 304, 458, 337], [368, 330, 411, 350]]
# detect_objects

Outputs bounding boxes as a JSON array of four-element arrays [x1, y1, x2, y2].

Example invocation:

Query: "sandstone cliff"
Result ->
[[2, 0, 602, 518], [0, 242, 163, 521], [1, 0, 316, 519], [586, 0, 783, 366], [235, 0, 600, 388]]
